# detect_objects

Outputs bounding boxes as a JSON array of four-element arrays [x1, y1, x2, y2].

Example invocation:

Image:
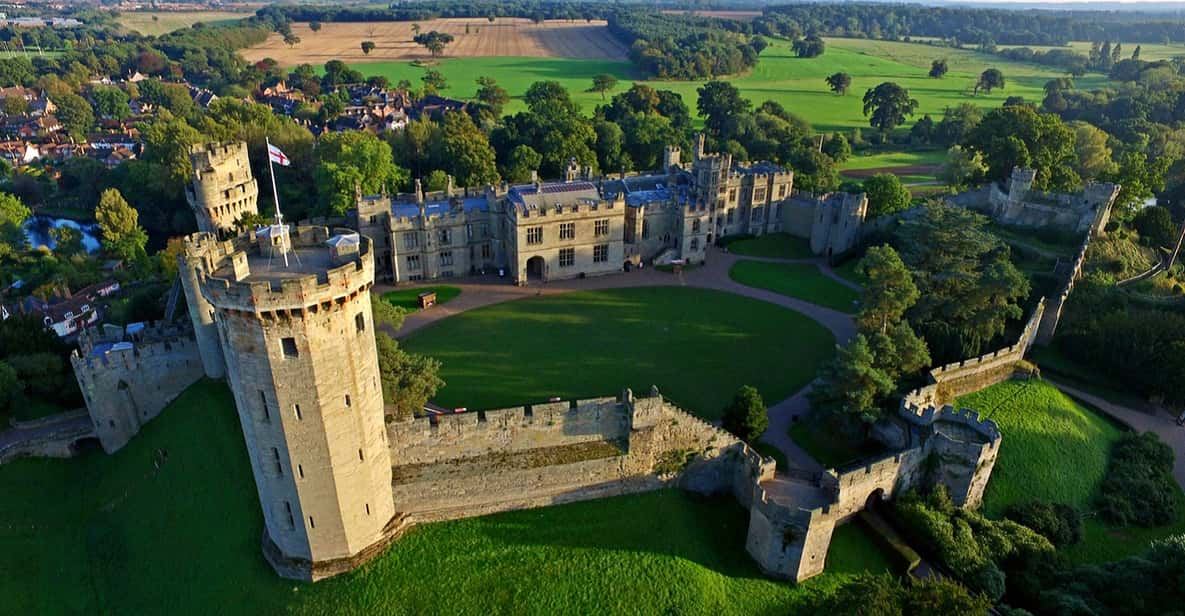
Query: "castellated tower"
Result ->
[[181, 226, 397, 581], [186, 141, 260, 235]]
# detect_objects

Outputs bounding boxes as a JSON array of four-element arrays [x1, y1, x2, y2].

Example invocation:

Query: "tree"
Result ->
[[141, 114, 203, 186], [314, 131, 409, 216], [721, 385, 767, 442], [52, 92, 94, 140], [792, 35, 825, 58], [862, 82, 918, 135], [421, 69, 447, 95], [440, 111, 499, 187], [1070, 121, 1116, 181], [475, 77, 509, 116], [50, 225, 84, 257], [856, 245, 919, 335], [1104, 151, 1172, 222], [809, 335, 895, 423], [414, 31, 455, 58], [862, 174, 913, 219], [823, 574, 991, 616], [503, 144, 542, 183], [1133, 206, 1178, 248], [939, 145, 987, 190], [0, 192, 31, 227], [375, 332, 444, 420], [590, 74, 618, 100], [929, 59, 949, 79], [821, 133, 851, 162], [975, 68, 1005, 95], [91, 86, 130, 119], [697, 81, 751, 138], [825, 72, 852, 96], [962, 106, 1078, 191], [309, 21, 322, 33], [360, 40, 376, 56], [95, 188, 147, 261], [2, 95, 28, 116], [283, 32, 301, 47], [0, 361, 19, 413]]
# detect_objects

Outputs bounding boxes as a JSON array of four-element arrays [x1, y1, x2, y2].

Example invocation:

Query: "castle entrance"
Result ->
[[526, 256, 546, 281]]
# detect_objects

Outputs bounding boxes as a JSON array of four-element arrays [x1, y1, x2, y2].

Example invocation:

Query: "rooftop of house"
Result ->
[[506, 181, 603, 213]]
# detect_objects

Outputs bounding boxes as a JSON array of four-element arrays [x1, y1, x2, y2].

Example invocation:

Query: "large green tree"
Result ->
[[975, 68, 1005, 95], [862, 82, 918, 135], [721, 385, 768, 443], [862, 174, 913, 218], [95, 188, 148, 261], [962, 105, 1079, 191], [440, 111, 499, 188], [809, 335, 895, 424], [52, 92, 94, 140], [697, 80, 751, 139], [315, 131, 409, 215]]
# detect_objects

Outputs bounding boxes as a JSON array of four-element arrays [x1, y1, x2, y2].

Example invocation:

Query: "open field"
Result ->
[[0, 380, 894, 614], [724, 232, 814, 260], [958, 379, 1185, 564], [339, 36, 1112, 132], [0, 50, 63, 59], [400, 287, 836, 418], [729, 261, 861, 314], [997, 41, 1185, 62], [245, 18, 628, 65], [116, 10, 248, 36], [660, 10, 763, 21]]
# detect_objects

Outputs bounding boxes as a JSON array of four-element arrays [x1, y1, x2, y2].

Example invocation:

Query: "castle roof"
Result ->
[[602, 174, 692, 208], [507, 181, 601, 213], [383, 195, 489, 219]]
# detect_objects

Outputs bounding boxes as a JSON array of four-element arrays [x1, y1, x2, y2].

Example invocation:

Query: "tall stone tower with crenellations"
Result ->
[[179, 225, 399, 581], [186, 141, 260, 235]]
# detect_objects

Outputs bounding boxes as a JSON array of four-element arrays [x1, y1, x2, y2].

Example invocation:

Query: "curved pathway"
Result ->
[[378, 247, 856, 471], [1048, 379, 1185, 492]]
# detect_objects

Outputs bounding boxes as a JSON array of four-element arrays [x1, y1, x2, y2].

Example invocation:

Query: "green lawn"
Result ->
[[0, 379, 894, 614], [996, 41, 1185, 62], [729, 261, 861, 314], [350, 37, 1112, 133], [724, 233, 814, 260], [400, 287, 836, 418], [381, 285, 461, 312], [788, 415, 884, 469], [957, 379, 1185, 564], [830, 259, 867, 286], [838, 149, 946, 172]]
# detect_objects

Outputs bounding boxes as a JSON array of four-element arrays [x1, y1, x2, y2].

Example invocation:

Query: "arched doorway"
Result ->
[[865, 488, 885, 511], [526, 255, 546, 281]]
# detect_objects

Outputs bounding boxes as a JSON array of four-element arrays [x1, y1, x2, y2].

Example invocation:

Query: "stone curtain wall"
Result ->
[[929, 298, 1046, 403], [1037, 233, 1091, 343]]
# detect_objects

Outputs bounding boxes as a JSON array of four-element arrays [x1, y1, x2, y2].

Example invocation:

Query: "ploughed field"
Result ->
[[243, 18, 629, 66], [335, 36, 1112, 131], [0, 380, 896, 614], [116, 10, 249, 36], [400, 287, 835, 418]]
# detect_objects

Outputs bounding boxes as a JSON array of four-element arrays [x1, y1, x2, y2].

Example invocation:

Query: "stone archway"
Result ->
[[865, 487, 885, 510], [526, 255, 546, 281]]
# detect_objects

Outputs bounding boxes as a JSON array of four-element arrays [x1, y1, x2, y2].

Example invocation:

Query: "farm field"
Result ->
[[116, 10, 248, 36], [957, 379, 1185, 564], [244, 18, 628, 65], [0, 380, 894, 614], [399, 287, 836, 418], [997, 41, 1185, 62], [332, 36, 1113, 132], [729, 261, 861, 314]]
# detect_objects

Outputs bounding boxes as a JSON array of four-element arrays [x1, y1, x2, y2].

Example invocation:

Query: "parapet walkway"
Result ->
[[378, 247, 857, 473]]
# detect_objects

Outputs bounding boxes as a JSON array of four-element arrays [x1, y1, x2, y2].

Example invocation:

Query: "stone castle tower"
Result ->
[[179, 226, 398, 581], [186, 141, 259, 235]]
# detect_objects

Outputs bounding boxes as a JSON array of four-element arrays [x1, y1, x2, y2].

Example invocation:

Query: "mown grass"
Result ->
[[729, 260, 861, 314], [400, 287, 835, 419], [724, 233, 814, 260], [957, 378, 1185, 564], [0, 379, 894, 614], [837, 149, 946, 172], [348, 36, 1111, 133], [788, 415, 884, 469], [381, 285, 461, 312]]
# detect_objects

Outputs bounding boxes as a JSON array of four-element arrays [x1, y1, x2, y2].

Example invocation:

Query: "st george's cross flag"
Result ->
[[267, 143, 291, 167]]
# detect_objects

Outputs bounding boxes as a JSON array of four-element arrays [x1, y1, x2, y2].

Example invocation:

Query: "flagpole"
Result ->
[[266, 137, 288, 267]]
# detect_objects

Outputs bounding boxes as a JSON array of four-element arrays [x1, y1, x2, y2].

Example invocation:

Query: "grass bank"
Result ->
[[729, 261, 861, 314]]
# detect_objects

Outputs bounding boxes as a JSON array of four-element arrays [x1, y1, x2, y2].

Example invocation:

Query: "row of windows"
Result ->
[[526, 219, 613, 245], [401, 223, 492, 250], [555, 244, 611, 267]]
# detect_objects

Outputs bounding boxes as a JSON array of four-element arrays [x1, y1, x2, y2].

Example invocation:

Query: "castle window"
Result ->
[[480, 223, 490, 238], [402, 232, 418, 249], [593, 244, 609, 263], [271, 447, 283, 475], [406, 255, 421, 271], [284, 501, 295, 529], [481, 243, 492, 259], [641, 220, 649, 239], [691, 238, 699, 251], [754, 187, 767, 202], [692, 220, 701, 233], [728, 189, 737, 202], [466, 224, 473, 240], [259, 391, 271, 422], [559, 248, 575, 268], [437, 228, 451, 245], [778, 185, 787, 198], [594, 219, 609, 237], [366, 503, 371, 516], [298, 464, 304, 478], [526, 226, 543, 245], [345, 395, 352, 408], [355, 313, 365, 334], [281, 337, 298, 358], [294, 404, 302, 420], [439, 251, 454, 266], [309, 516, 315, 529], [358, 448, 364, 461], [559, 222, 575, 240]]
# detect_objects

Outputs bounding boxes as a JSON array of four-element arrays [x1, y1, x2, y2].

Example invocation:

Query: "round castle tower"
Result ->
[[180, 226, 397, 581], [186, 141, 260, 235]]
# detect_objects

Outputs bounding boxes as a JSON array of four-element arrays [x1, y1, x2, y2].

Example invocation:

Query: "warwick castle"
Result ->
[[55, 140, 1119, 583]]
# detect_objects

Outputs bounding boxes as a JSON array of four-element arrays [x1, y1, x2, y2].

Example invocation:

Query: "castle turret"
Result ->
[[182, 227, 397, 581], [663, 145, 681, 173], [1008, 167, 1037, 199], [186, 142, 259, 235]]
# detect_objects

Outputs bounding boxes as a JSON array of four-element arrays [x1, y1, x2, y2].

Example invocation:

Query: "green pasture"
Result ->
[[348, 37, 1112, 132], [996, 41, 1185, 62], [837, 149, 946, 173], [0, 379, 895, 614], [381, 285, 461, 312], [958, 378, 1185, 564], [729, 260, 861, 314], [400, 287, 835, 418], [724, 232, 814, 259]]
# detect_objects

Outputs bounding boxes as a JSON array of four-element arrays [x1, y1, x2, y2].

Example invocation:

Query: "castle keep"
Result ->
[[186, 141, 260, 235]]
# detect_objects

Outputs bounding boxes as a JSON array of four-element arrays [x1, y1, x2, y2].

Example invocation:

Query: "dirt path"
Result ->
[[383, 248, 856, 471], [1048, 379, 1185, 493]]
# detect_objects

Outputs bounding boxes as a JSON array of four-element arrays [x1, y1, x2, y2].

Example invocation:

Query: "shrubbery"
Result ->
[[1005, 501, 1083, 547], [819, 573, 992, 615], [1097, 432, 1178, 527]]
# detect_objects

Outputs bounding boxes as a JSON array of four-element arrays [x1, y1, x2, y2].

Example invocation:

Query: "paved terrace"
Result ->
[[378, 247, 856, 474]]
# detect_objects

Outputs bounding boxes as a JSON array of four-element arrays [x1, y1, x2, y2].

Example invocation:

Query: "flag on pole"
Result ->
[[268, 143, 290, 167]]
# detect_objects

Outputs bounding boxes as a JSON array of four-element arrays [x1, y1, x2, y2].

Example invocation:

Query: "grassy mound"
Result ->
[[729, 261, 860, 314], [381, 285, 461, 312], [724, 233, 814, 260], [401, 287, 835, 418], [0, 380, 893, 614]]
